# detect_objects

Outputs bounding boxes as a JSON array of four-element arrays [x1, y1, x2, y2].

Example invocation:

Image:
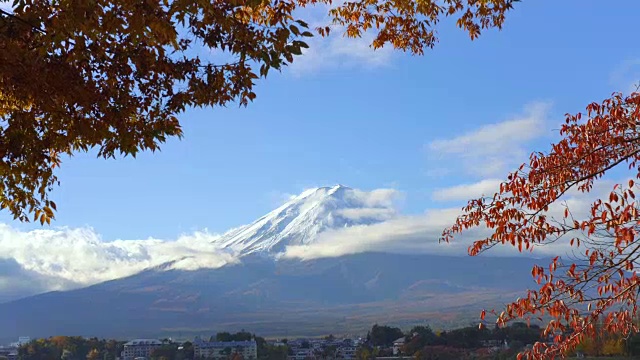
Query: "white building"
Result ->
[[122, 339, 163, 360], [336, 346, 357, 359], [392, 337, 405, 355], [9, 337, 31, 348], [193, 338, 257, 359], [0, 347, 18, 360], [287, 348, 314, 360]]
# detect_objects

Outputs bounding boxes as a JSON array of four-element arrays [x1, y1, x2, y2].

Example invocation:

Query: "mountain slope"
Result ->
[[0, 253, 542, 342], [214, 185, 393, 255], [0, 185, 545, 342]]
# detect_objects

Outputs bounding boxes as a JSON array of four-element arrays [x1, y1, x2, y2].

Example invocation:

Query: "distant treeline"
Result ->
[[13, 337, 125, 360], [362, 322, 640, 359], [9, 333, 284, 360], [10, 322, 640, 360], [360, 322, 540, 359]]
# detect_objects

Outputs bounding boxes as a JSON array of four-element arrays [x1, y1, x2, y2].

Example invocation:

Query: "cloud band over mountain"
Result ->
[[0, 225, 237, 300], [0, 180, 618, 302]]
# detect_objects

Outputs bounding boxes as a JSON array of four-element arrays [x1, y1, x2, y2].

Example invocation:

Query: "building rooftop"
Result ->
[[193, 339, 256, 348], [124, 339, 163, 346]]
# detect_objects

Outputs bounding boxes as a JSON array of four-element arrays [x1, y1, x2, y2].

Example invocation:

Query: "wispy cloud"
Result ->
[[351, 188, 403, 208], [266, 190, 297, 207], [0, 258, 71, 303], [610, 58, 640, 93], [3, 180, 618, 301], [290, 31, 394, 75], [0, 186, 405, 301], [432, 179, 503, 202], [283, 208, 468, 260], [426, 102, 553, 178], [284, 179, 622, 261], [282, 206, 552, 261], [286, 5, 394, 75], [335, 207, 396, 221]]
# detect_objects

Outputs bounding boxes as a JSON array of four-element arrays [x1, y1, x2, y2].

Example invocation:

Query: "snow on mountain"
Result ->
[[212, 185, 398, 256], [0, 185, 399, 304]]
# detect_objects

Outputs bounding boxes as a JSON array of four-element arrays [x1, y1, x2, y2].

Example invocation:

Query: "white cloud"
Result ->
[[0, 185, 403, 300], [286, 5, 394, 75], [282, 208, 563, 261], [267, 190, 298, 207], [350, 188, 403, 208], [610, 58, 640, 93], [2, 179, 625, 302], [427, 102, 553, 177], [283, 208, 514, 260], [290, 31, 394, 75], [287, 185, 402, 209], [0, 225, 238, 296], [432, 179, 503, 202], [335, 207, 396, 221], [0, 258, 72, 303], [284, 178, 627, 261]]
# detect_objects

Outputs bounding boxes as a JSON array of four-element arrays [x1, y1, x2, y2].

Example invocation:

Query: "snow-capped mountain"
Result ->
[[0, 184, 545, 342], [213, 185, 396, 255]]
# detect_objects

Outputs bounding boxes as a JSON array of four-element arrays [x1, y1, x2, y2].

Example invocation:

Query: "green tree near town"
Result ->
[[150, 344, 178, 360], [175, 341, 194, 360], [17, 337, 124, 360], [403, 325, 438, 354], [368, 324, 404, 347]]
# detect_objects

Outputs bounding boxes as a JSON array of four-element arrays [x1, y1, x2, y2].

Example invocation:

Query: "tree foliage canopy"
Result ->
[[0, 0, 516, 222], [443, 92, 640, 358], [18, 336, 123, 360], [368, 324, 404, 346]]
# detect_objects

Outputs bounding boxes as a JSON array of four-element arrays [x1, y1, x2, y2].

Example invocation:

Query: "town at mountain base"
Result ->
[[4, 324, 639, 360]]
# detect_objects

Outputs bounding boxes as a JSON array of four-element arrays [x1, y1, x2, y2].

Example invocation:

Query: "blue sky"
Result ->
[[3, 0, 640, 241]]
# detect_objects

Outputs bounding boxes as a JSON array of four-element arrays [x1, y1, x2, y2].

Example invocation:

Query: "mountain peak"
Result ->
[[294, 184, 351, 200], [328, 184, 351, 194], [213, 185, 392, 256]]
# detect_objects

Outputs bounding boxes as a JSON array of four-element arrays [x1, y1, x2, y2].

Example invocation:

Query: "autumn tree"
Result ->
[[0, 0, 516, 222], [442, 92, 640, 358], [86, 349, 100, 360]]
